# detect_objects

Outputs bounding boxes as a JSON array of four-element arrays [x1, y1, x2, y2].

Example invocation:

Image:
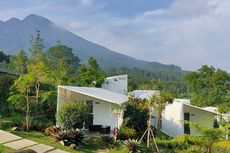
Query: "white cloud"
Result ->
[[70, 0, 230, 71]]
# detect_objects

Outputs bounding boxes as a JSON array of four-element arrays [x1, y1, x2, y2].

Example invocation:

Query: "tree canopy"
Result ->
[[185, 65, 230, 107]]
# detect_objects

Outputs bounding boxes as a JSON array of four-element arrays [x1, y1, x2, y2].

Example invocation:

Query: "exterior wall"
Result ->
[[183, 105, 216, 136], [101, 74, 127, 94], [160, 102, 184, 137], [57, 87, 123, 130]]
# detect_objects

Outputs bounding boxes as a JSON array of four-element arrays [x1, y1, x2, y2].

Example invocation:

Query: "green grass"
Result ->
[[9, 130, 128, 153], [0, 144, 12, 153]]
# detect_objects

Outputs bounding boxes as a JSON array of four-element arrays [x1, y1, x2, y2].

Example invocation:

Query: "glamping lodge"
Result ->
[[132, 90, 221, 138], [57, 75, 128, 133]]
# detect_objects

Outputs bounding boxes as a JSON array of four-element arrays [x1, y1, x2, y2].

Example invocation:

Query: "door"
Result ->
[[184, 113, 190, 134]]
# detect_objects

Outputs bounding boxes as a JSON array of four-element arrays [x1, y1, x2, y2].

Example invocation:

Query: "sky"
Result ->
[[0, 0, 229, 71]]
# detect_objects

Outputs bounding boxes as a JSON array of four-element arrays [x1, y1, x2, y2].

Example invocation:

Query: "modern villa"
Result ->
[[57, 75, 128, 131], [132, 90, 221, 138]]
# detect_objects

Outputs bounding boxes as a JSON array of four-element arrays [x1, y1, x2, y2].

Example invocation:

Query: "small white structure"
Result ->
[[131, 90, 220, 138], [155, 99, 220, 137], [57, 75, 128, 130]]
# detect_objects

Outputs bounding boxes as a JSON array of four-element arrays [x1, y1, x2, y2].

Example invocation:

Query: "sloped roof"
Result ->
[[59, 86, 128, 105], [131, 90, 159, 99]]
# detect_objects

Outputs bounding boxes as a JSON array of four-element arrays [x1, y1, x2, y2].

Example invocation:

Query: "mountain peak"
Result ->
[[5, 17, 21, 23], [22, 14, 53, 25]]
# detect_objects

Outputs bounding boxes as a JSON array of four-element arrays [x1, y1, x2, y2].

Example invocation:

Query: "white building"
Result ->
[[57, 75, 128, 131], [132, 90, 220, 138]]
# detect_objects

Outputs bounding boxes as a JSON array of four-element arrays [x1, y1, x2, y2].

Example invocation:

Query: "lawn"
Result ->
[[9, 130, 128, 153]]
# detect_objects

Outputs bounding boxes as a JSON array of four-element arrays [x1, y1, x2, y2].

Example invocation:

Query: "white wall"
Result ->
[[161, 102, 184, 137], [101, 74, 127, 94], [57, 87, 123, 130], [183, 105, 216, 136]]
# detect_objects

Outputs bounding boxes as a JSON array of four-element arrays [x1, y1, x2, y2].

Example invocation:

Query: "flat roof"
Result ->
[[59, 86, 128, 105]]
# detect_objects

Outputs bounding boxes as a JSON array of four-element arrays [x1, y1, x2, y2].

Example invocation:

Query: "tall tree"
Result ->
[[12, 74, 35, 131], [185, 65, 230, 107], [29, 30, 44, 63], [78, 57, 105, 87], [9, 50, 27, 74], [46, 42, 80, 86]]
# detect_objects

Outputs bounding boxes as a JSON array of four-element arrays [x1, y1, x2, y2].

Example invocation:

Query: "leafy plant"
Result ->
[[118, 126, 137, 140], [44, 126, 68, 141], [57, 101, 89, 130], [124, 139, 141, 153]]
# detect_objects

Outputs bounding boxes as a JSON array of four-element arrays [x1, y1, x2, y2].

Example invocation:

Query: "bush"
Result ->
[[124, 139, 141, 153], [57, 101, 89, 130], [44, 126, 69, 141], [118, 126, 136, 140], [11, 113, 24, 127]]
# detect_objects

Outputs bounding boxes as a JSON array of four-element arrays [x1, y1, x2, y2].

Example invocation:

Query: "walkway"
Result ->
[[0, 130, 69, 153]]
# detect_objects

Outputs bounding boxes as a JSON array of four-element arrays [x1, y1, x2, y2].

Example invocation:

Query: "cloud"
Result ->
[[70, 0, 230, 71], [0, 0, 229, 71]]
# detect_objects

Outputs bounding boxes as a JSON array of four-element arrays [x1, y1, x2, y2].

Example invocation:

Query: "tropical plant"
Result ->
[[183, 120, 230, 153], [118, 126, 137, 140], [57, 101, 89, 130], [124, 139, 141, 153]]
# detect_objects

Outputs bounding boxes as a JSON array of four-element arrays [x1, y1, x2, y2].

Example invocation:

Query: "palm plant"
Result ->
[[124, 139, 141, 153]]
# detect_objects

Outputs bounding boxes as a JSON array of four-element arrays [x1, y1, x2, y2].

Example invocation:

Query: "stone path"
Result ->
[[0, 130, 69, 153]]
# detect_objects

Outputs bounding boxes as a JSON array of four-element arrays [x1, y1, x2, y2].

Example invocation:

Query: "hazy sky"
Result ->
[[0, 0, 229, 71]]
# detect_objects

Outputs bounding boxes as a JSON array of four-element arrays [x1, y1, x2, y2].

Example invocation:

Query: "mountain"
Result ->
[[0, 14, 182, 72]]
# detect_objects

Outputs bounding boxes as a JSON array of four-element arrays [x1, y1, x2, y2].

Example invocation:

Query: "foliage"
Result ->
[[8, 49, 27, 74], [44, 126, 69, 141], [57, 101, 89, 130], [124, 139, 141, 153], [123, 97, 149, 137], [101, 136, 114, 144], [77, 56, 105, 87], [149, 91, 173, 134], [182, 120, 230, 153], [0, 73, 16, 116], [46, 42, 80, 86], [117, 126, 137, 140], [217, 102, 230, 114], [185, 65, 230, 107]]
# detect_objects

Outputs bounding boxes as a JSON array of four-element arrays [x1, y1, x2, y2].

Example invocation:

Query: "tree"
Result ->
[[149, 91, 173, 134], [185, 65, 230, 107], [9, 50, 27, 74], [57, 101, 89, 130], [46, 42, 80, 86], [12, 74, 35, 131], [29, 30, 45, 63], [78, 57, 105, 87]]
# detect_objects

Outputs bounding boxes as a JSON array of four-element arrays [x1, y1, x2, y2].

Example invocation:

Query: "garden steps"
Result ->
[[0, 130, 69, 153]]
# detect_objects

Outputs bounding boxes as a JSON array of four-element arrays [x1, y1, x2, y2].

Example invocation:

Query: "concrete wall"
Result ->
[[57, 87, 123, 130], [101, 74, 127, 94], [161, 102, 184, 137]]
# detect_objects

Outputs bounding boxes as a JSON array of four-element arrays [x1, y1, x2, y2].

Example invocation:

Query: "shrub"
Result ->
[[124, 139, 141, 153], [118, 126, 136, 140], [57, 101, 89, 130], [44, 126, 69, 141], [68, 128, 85, 145]]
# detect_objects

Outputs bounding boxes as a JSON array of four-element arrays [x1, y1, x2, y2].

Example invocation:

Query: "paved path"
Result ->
[[0, 130, 69, 153]]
